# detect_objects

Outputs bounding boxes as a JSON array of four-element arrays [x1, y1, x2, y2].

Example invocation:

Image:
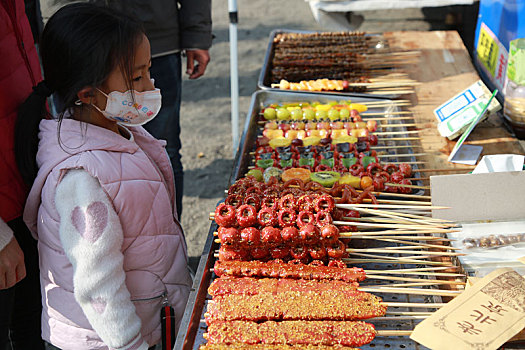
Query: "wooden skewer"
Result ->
[[409, 177, 430, 181], [343, 199, 434, 206], [357, 253, 436, 261], [377, 137, 421, 141], [372, 144, 422, 149], [343, 228, 455, 234], [360, 287, 460, 297], [351, 235, 453, 242], [365, 116, 416, 122], [337, 204, 447, 210], [385, 182, 430, 190], [373, 282, 452, 288], [363, 99, 411, 105], [365, 274, 465, 285], [365, 270, 464, 278], [378, 244, 459, 251], [358, 207, 447, 222], [347, 248, 464, 257], [383, 302, 445, 309], [389, 209, 433, 216], [340, 230, 451, 237], [415, 167, 475, 173], [367, 90, 415, 95], [377, 330, 414, 336], [343, 219, 454, 230], [369, 50, 421, 57], [376, 152, 427, 158], [385, 311, 433, 316], [366, 193, 432, 202], [364, 103, 413, 109], [374, 130, 422, 136], [373, 239, 460, 251], [366, 266, 459, 273], [382, 160, 426, 165], [373, 193, 432, 200], [377, 123, 426, 128], [347, 206, 452, 224], [343, 216, 435, 226], [343, 253, 453, 266], [373, 316, 428, 321], [343, 257, 454, 266], [362, 111, 413, 116], [350, 82, 420, 88], [343, 213, 443, 224], [335, 221, 448, 230], [345, 258, 453, 266]]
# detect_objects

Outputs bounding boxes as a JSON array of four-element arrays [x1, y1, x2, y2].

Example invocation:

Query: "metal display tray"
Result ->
[[257, 29, 394, 98], [175, 90, 439, 350], [232, 90, 425, 196], [175, 224, 443, 350]]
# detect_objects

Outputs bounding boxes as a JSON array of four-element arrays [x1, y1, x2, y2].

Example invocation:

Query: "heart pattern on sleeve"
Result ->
[[90, 297, 107, 314], [71, 201, 108, 243]]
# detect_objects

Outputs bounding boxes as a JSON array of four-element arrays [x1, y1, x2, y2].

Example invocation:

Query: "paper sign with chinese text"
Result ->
[[410, 268, 525, 350]]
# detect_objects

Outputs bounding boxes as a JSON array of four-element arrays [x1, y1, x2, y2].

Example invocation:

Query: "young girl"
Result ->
[[15, 3, 192, 350]]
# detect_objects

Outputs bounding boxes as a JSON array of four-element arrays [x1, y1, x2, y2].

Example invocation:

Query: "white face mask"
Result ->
[[94, 81, 162, 126]]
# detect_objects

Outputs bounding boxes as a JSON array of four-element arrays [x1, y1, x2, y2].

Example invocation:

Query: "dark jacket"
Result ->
[[0, 0, 42, 222], [40, 0, 212, 56]]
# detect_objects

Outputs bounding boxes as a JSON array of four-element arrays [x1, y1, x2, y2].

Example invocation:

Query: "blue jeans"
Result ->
[[0, 218, 44, 350], [145, 53, 184, 219]]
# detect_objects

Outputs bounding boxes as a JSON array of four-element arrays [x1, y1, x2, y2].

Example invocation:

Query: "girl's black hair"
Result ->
[[15, 3, 144, 185]]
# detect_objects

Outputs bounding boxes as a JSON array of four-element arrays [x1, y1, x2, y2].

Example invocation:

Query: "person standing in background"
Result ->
[[0, 0, 45, 349], [39, 0, 213, 220]]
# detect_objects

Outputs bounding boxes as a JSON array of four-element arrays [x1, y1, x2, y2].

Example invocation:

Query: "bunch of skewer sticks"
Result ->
[[207, 206, 463, 339], [210, 201, 465, 291]]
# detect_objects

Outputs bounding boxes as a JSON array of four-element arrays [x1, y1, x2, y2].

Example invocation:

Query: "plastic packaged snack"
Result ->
[[462, 233, 525, 249]]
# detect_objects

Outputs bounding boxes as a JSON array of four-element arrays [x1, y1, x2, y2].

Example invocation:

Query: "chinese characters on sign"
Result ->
[[477, 28, 498, 76], [475, 23, 508, 92], [411, 268, 525, 350], [456, 301, 507, 336]]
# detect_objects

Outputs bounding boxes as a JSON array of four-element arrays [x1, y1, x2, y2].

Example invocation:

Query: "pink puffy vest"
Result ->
[[24, 118, 192, 349]]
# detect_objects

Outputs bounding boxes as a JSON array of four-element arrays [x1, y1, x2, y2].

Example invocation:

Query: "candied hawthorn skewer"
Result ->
[[205, 290, 386, 323], [213, 260, 366, 283], [204, 320, 376, 347], [236, 205, 258, 228], [214, 204, 237, 227], [208, 277, 359, 297]]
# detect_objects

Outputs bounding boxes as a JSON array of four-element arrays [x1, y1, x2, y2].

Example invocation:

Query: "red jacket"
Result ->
[[0, 0, 42, 222]]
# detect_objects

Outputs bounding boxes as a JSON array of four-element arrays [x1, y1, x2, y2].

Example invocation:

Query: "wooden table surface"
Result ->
[[383, 31, 525, 177], [384, 32, 525, 343]]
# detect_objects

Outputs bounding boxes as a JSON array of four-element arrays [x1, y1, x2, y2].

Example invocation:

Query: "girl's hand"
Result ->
[[0, 238, 26, 289], [185, 49, 210, 79]]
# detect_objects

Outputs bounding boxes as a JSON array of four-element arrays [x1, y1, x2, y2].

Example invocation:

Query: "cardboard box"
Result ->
[[431, 171, 525, 222], [430, 171, 525, 277]]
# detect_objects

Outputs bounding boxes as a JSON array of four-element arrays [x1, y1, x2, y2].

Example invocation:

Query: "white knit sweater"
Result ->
[[55, 169, 149, 350]]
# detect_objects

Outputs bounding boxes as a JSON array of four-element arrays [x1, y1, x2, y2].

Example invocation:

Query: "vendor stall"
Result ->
[[175, 30, 525, 350]]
